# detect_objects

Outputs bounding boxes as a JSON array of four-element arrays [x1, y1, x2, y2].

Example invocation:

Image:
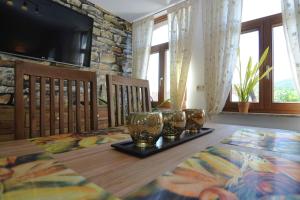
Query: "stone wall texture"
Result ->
[[0, 0, 132, 104]]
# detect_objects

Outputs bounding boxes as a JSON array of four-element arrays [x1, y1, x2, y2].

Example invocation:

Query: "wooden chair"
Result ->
[[15, 61, 98, 139], [106, 75, 152, 127]]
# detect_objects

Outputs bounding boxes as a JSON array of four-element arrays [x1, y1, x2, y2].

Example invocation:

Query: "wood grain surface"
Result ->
[[0, 122, 298, 198]]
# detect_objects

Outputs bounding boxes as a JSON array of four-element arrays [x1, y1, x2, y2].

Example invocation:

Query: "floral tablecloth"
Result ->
[[125, 146, 300, 200]]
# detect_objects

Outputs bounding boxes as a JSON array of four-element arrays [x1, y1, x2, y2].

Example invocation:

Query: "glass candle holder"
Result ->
[[162, 111, 186, 139], [127, 112, 163, 148], [184, 109, 206, 133]]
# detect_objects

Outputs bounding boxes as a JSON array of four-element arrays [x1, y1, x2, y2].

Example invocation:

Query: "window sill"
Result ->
[[221, 111, 300, 118]]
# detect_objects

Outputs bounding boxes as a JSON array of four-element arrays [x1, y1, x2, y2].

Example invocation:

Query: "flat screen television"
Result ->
[[0, 0, 93, 67]]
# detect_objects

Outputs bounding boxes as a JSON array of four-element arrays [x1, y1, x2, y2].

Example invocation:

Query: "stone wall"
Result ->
[[0, 0, 132, 104]]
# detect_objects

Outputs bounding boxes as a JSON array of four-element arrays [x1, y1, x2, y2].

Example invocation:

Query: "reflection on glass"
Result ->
[[147, 53, 159, 101], [242, 0, 281, 22], [81, 33, 88, 50], [273, 26, 300, 103], [151, 22, 168, 46], [232, 31, 259, 102], [165, 50, 170, 100]]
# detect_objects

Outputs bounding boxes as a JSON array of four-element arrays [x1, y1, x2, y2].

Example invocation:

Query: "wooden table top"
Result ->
[[0, 122, 298, 198]]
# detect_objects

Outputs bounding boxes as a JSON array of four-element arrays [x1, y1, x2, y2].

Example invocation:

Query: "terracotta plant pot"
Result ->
[[238, 102, 250, 113]]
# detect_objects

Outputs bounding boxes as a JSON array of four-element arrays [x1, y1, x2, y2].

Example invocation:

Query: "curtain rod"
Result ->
[[132, 0, 187, 23]]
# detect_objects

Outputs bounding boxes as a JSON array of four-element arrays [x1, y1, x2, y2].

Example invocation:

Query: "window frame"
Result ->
[[150, 42, 169, 104], [149, 15, 169, 106], [223, 13, 300, 114]]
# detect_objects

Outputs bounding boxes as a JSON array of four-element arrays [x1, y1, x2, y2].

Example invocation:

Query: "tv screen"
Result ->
[[0, 0, 93, 67]]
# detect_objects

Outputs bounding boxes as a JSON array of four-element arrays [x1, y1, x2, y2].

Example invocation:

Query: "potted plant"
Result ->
[[152, 99, 172, 111], [234, 47, 273, 113]]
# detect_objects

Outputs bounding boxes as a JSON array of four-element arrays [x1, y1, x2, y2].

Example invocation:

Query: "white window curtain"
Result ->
[[168, 0, 197, 110], [281, 0, 300, 95], [203, 0, 242, 114], [132, 16, 154, 79], [187, 0, 242, 115]]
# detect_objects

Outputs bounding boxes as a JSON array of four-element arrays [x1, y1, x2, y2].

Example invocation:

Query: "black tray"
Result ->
[[111, 127, 214, 158]]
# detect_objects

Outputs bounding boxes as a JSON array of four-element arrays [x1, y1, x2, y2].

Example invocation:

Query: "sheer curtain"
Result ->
[[187, 0, 242, 115], [132, 16, 154, 79], [168, 0, 197, 110], [281, 0, 300, 94], [203, 0, 242, 114]]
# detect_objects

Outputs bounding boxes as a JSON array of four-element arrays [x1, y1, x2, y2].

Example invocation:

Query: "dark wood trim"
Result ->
[[158, 45, 166, 103], [151, 43, 169, 53], [154, 15, 167, 24]]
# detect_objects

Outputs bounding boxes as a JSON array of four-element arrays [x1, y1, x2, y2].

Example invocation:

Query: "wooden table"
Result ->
[[0, 122, 298, 198]]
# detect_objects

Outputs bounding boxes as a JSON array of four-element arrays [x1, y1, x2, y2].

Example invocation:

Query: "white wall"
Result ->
[[211, 113, 300, 131], [186, 1, 206, 109]]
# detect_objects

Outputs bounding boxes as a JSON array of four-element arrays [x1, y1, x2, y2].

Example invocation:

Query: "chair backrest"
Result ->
[[15, 61, 98, 139], [106, 75, 152, 127]]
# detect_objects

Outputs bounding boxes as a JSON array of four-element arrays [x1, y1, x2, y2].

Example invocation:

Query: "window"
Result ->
[[146, 16, 170, 105], [224, 0, 300, 114], [232, 31, 260, 102], [151, 20, 168, 46], [147, 53, 159, 101], [242, 0, 281, 22], [273, 26, 300, 103]]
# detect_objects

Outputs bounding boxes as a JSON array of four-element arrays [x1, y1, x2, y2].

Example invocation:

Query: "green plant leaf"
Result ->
[[234, 47, 272, 102], [259, 66, 273, 80], [243, 56, 252, 92], [258, 47, 269, 68]]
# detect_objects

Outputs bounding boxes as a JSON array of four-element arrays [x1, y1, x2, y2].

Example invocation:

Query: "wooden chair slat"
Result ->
[[40, 77, 46, 136], [90, 74, 98, 130], [76, 81, 81, 133], [106, 75, 115, 127], [132, 86, 137, 112], [59, 79, 64, 134], [29, 76, 36, 138], [121, 85, 126, 124], [50, 78, 55, 135], [115, 85, 121, 126], [141, 87, 146, 112], [68, 80, 73, 133], [145, 86, 152, 112], [84, 81, 89, 131], [136, 87, 141, 112], [127, 86, 132, 114], [15, 66, 25, 139]]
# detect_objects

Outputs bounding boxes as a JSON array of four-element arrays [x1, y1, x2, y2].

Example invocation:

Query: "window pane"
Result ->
[[165, 50, 170, 100], [151, 21, 168, 46], [232, 31, 259, 102], [273, 26, 300, 103], [147, 53, 159, 101], [242, 0, 281, 22]]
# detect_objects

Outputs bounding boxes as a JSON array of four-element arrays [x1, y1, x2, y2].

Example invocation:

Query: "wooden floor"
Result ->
[[0, 122, 299, 198]]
